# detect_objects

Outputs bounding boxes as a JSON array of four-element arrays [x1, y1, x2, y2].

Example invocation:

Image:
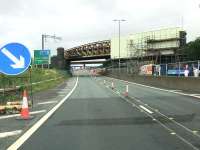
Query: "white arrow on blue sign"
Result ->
[[0, 43, 31, 75]]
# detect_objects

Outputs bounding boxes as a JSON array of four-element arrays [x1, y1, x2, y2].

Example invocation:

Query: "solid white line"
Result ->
[[37, 101, 58, 105], [0, 110, 46, 120], [0, 130, 22, 138], [139, 105, 153, 114], [190, 94, 200, 96], [106, 76, 200, 100], [170, 90, 182, 92], [7, 77, 79, 150]]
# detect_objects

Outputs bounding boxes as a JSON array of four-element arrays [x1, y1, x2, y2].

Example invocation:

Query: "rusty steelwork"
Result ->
[[64, 40, 111, 60]]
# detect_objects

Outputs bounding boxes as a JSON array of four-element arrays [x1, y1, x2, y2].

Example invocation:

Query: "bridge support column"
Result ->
[[51, 47, 70, 70], [65, 60, 71, 71]]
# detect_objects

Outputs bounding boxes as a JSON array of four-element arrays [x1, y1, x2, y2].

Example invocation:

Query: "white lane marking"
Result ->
[[103, 77, 200, 139], [0, 110, 46, 120], [139, 105, 153, 114], [37, 101, 58, 105], [105, 76, 200, 100], [129, 93, 200, 139], [171, 132, 176, 135], [7, 77, 78, 150], [106, 86, 199, 150], [29, 110, 47, 115], [190, 94, 200, 96], [0, 130, 22, 138], [193, 131, 198, 134], [170, 90, 182, 92]]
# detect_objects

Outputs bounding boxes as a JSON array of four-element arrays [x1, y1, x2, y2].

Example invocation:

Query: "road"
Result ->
[[13, 76, 200, 150]]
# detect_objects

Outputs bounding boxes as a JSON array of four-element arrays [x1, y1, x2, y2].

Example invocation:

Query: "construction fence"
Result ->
[[106, 60, 200, 77]]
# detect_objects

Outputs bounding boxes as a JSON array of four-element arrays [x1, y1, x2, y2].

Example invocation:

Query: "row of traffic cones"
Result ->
[[104, 79, 129, 97]]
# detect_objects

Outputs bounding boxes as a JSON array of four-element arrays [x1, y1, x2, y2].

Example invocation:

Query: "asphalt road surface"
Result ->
[[18, 76, 200, 150]]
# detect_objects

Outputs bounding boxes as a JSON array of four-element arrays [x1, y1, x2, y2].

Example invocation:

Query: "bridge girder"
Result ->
[[64, 40, 111, 61]]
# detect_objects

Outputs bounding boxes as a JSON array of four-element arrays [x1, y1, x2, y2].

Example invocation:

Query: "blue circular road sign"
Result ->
[[0, 43, 31, 75]]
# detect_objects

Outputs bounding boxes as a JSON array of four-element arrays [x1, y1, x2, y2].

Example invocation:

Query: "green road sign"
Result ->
[[34, 50, 50, 65]]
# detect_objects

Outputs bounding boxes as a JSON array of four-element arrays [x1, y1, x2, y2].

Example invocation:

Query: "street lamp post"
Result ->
[[41, 34, 62, 69], [113, 19, 126, 73], [42, 34, 62, 50]]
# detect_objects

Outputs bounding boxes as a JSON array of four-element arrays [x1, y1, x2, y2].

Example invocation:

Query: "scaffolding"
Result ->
[[123, 27, 187, 74]]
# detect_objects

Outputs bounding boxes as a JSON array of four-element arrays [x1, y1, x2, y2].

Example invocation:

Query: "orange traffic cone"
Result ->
[[17, 90, 33, 120]]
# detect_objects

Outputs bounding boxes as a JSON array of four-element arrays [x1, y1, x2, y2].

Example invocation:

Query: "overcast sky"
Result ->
[[0, 0, 199, 56]]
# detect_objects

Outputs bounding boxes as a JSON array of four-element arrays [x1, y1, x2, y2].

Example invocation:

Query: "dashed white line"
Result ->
[[139, 105, 154, 114], [193, 131, 198, 134], [37, 101, 58, 105], [0, 130, 22, 138], [99, 79, 199, 150], [171, 132, 176, 135], [104, 76, 200, 140], [0, 110, 46, 120]]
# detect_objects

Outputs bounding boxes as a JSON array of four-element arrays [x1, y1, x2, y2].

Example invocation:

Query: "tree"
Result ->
[[183, 38, 200, 60]]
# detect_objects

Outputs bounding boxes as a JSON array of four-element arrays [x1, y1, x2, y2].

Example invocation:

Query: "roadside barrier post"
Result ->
[[178, 62, 181, 77], [124, 82, 128, 97], [111, 81, 114, 90]]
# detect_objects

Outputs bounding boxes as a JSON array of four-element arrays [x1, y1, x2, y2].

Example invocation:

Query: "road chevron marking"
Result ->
[[7, 77, 79, 150], [0, 130, 22, 138], [37, 101, 58, 105], [0, 110, 46, 120]]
